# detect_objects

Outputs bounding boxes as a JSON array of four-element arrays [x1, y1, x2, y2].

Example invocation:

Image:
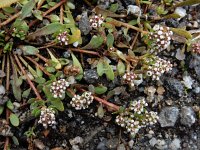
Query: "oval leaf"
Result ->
[[117, 60, 125, 75], [82, 35, 103, 49], [71, 53, 83, 80], [0, 0, 19, 9], [10, 113, 19, 127], [107, 33, 114, 48], [171, 28, 192, 40], [20, 0, 37, 19], [20, 45, 39, 55], [28, 23, 64, 40], [95, 85, 107, 94]]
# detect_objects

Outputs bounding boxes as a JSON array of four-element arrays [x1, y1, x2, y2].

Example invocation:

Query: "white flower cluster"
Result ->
[[50, 79, 70, 98], [70, 91, 94, 110], [129, 99, 148, 114], [192, 42, 200, 54], [38, 107, 56, 129], [57, 31, 69, 45], [146, 56, 173, 80], [122, 72, 137, 87], [89, 15, 104, 29], [116, 98, 159, 136], [149, 25, 173, 53]]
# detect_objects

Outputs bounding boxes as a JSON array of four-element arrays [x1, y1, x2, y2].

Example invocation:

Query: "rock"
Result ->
[[159, 107, 179, 127], [78, 12, 91, 35], [97, 140, 107, 150], [117, 144, 126, 150], [106, 138, 118, 149], [175, 7, 186, 19], [182, 75, 194, 89], [164, 78, 184, 97], [155, 139, 168, 150], [128, 140, 134, 148], [83, 69, 99, 84], [69, 136, 84, 145], [0, 85, 5, 95], [149, 138, 157, 147], [169, 138, 181, 150], [72, 145, 80, 150], [180, 106, 196, 127], [175, 49, 185, 60], [189, 55, 200, 81], [34, 139, 46, 150]]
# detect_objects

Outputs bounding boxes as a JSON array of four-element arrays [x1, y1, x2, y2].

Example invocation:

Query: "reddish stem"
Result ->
[[0, 12, 21, 28], [25, 56, 51, 76], [13, 55, 42, 99], [36, 53, 48, 63], [69, 48, 100, 56], [29, 0, 67, 27]]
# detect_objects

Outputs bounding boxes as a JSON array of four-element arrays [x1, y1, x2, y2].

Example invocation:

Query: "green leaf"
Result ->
[[171, 28, 192, 40], [117, 60, 125, 75], [27, 98, 37, 104], [0, 0, 20, 9], [28, 23, 65, 40], [171, 0, 200, 9], [67, 1, 75, 9], [7, 100, 14, 110], [12, 136, 19, 145], [109, 3, 119, 12], [0, 106, 4, 115], [116, 50, 126, 61], [49, 14, 60, 22], [71, 53, 83, 80], [20, 45, 39, 55], [22, 88, 31, 98], [20, 0, 37, 19], [2, 7, 16, 13], [107, 33, 114, 48], [68, 28, 82, 44], [36, 67, 43, 77], [97, 104, 104, 119], [95, 85, 108, 94], [11, 77, 22, 101], [34, 77, 46, 84], [32, 10, 43, 20], [45, 66, 56, 73], [10, 113, 19, 127], [97, 58, 115, 80], [47, 49, 61, 69], [31, 107, 41, 117], [82, 35, 104, 49], [51, 99, 64, 111]]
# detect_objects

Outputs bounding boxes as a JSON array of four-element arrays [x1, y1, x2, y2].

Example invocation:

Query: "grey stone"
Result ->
[[189, 55, 200, 81], [155, 139, 168, 150], [164, 78, 184, 97], [180, 106, 196, 127], [159, 107, 179, 127], [83, 69, 99, 84], [78, 12, 92, 35], [97, 140, 107, 150], [149, 137, 157, 147], [0, 85, 5, 95], [117, 144, 126, 150], [106, 138, 118, 149], [169, 138, 181, 150]]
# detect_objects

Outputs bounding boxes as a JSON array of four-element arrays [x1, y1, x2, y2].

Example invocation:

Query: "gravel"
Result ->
[[180, 106, 196, 127], [164, 78, 184, 97], [159, 107, 179, 127]]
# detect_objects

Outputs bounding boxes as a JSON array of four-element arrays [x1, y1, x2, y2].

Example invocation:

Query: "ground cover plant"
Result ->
[[0, 0, 200, 149]]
